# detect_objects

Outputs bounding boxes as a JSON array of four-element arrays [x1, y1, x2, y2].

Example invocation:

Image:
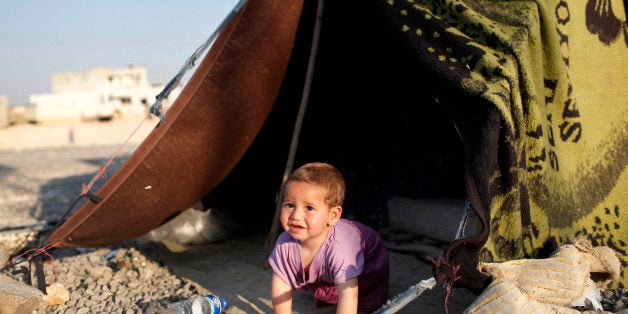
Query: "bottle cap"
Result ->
[[220, 297, 229, 310]]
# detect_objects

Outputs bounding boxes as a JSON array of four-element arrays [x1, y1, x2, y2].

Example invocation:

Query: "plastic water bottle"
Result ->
[[166, 294, 229, 314]]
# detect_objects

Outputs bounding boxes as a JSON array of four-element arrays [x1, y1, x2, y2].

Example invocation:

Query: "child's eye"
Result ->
[[283, 203, 294, 209], [305, 206, 315, 212]]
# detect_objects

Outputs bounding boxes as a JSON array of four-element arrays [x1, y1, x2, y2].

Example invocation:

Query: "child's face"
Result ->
[[280, 181, 340, 245]]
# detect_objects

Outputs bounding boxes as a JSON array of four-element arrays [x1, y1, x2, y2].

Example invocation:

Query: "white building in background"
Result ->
[[28, 64, 180, 123], [0, 95, 8, 127]]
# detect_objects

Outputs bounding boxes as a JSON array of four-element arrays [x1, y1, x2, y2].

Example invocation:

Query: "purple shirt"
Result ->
[[269, 218, 389, 312]]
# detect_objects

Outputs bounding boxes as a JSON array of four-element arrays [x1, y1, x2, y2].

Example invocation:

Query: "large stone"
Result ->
[[0, 230, 36, 265], [42, 282, 70, 306], [0, 274, 46, 313], [0, 222, 50, 265]]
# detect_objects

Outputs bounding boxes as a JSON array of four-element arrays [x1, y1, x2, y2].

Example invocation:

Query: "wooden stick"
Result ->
[[265, 0, 326, 253]]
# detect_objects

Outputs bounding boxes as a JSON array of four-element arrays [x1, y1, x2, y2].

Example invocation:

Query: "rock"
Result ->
[[76, 307, 90, 314], [88, 265, 112, 279], [42, 282, 70, 306], [0, 274, 46, 313], [113, 268, 128, 282], [139, 266, 155, 280], [0, 227, 40, 265], [144, 300, 167, 314]]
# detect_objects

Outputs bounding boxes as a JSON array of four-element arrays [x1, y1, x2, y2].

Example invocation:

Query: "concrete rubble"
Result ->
[[0, 274, 46, 313]]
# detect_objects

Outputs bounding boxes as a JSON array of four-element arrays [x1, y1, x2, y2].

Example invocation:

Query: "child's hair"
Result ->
[[288, 162, 346, 207]]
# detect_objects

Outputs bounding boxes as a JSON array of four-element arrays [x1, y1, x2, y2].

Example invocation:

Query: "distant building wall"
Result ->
[[8, 105, 36, 124], [51, 64, 149, 93], [30, 91, 102, 122], [0, 95, 8, 127], [30, 64, 180, 124]]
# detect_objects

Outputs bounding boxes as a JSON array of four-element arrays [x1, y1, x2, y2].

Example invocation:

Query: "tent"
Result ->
[[48, 0, 628, 293]]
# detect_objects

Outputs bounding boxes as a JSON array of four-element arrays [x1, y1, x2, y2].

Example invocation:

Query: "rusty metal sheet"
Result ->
[[48, 0, 304, 247]]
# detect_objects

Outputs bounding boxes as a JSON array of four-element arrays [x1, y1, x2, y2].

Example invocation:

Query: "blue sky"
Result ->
[[0, 0, 240, 104]]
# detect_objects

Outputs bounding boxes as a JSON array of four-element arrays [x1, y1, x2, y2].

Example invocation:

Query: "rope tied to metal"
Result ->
[[149, 0, 248, 122]]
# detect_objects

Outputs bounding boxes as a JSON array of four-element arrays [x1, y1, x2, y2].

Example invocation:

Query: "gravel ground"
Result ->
[[0, 133, 626, 313], [0, 144, 138, 227], [0, 144, 205, 313], [0, 142, 266, 313]]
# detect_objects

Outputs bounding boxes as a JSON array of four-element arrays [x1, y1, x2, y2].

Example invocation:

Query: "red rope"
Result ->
[[444, 263, 462, 314], [0, 240, 63, 285], [3, 118, 151, 288], [80, 118, 149, 195], [40, 249, 58, 285]]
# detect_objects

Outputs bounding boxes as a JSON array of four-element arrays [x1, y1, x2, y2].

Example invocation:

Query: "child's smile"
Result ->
[[280, 181, 337, 246]]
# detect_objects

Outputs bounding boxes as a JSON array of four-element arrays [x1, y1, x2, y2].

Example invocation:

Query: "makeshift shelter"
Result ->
[[48, 0, 627, 295]]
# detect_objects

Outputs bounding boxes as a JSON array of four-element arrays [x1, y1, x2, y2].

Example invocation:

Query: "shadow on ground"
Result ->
[[32, 155, 132, 225]]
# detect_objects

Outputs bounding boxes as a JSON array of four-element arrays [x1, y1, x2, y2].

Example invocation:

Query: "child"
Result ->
[[268, 162, 389, 313]]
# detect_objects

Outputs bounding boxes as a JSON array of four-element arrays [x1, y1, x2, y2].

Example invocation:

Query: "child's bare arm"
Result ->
[[336, 277, 358, 313], [271, 273, 293, 314]]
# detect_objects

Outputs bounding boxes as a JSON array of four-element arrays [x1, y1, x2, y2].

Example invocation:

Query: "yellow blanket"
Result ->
[[381, 0, 627, 288]]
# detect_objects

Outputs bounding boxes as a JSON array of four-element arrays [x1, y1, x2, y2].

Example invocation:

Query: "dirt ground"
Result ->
[[0, 120, 477, 313], [149, 230, 476, 314]]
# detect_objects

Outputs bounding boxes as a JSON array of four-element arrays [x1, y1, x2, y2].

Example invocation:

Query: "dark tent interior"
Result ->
[[201, 0, 467, 232]]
